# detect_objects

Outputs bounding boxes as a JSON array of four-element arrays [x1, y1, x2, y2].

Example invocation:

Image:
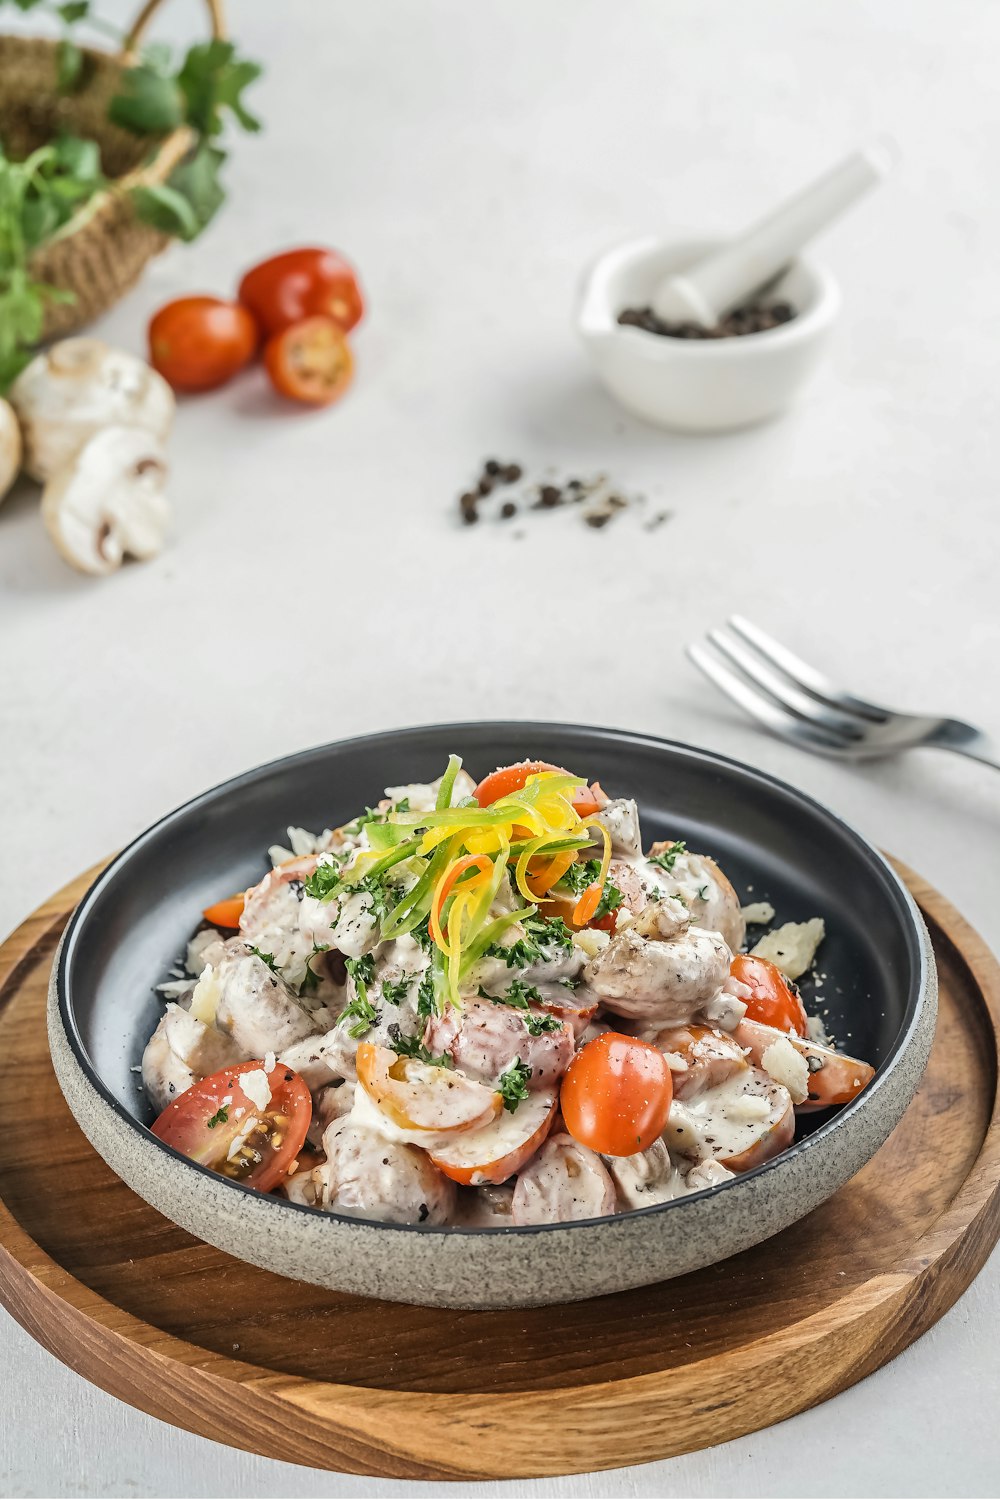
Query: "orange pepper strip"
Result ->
[[524, 849, 576, 900], [202, 893, 246, 928], [429, 854, 494, 951], [572, 882, 603, 926]]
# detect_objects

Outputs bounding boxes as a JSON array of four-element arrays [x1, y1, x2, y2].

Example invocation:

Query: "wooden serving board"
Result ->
[[0, 861, 998, 1482]]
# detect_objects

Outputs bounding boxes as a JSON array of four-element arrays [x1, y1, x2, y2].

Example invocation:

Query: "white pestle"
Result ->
[[650, 139, 897, 327]]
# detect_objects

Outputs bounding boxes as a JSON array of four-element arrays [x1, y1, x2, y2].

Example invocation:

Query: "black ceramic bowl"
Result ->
[[48, 723, 936, 1308]]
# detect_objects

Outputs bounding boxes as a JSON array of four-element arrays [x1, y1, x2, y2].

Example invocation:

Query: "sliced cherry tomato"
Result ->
[[148, 296, 258, 392], [202, 893, 246, 928], [263, 316, 354, 406], [560, 1032, 673, 1157], [238, 247, 364, 336], [151, 1060, 311, 1191], [473, 761, 606, 818], [730, 954, 810, 1037]]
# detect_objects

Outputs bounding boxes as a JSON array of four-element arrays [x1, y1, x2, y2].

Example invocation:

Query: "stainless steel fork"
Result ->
[[687, 616, 1000, 768]]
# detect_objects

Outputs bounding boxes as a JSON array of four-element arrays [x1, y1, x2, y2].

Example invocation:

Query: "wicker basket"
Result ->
[[0, 0, 225, 338]]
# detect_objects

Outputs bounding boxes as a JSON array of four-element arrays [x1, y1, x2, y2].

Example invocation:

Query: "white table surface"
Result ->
[[2, 1, 1000, 1495]]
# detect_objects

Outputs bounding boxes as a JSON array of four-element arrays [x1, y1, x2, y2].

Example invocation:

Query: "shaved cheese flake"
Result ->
[[751, 918, 825, 981], [240, 1068, 272, 1113], [761, 1036, 809, 1104], [741, 900, 776, 926], [189, 965, 222, 1026]]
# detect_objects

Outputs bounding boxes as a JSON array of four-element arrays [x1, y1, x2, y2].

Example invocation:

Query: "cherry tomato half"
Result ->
[[151, 1059, 311, 1191], [238, 247, 364, 336], [473, 761, 608, 818], [730, 954, 809, 1037], [263, 316, 354, 406], [560, 1032, 673, 1157], [148, 296, 258, 392]]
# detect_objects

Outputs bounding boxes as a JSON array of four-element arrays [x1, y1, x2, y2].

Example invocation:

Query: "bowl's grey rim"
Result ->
[[51, 719, 935, 1245]]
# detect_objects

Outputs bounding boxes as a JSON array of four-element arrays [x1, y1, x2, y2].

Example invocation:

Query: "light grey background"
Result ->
[[1, 2, 999, 1496]]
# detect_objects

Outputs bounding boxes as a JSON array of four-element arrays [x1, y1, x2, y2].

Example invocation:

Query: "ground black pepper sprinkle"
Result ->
[[618, 300, 796, 339], [500, 500, 517, 519]]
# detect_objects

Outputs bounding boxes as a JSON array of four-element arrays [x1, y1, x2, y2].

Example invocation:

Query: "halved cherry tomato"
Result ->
[[473, 761, 607, 818], [263, 316, 354, 406], [730, 954, 809, 1037], [148, 296, 258, 392], [560, 1031, 673, 1157], [151, 1060, 311, 1191], [202, 893, 246, 928], [238, 247, 364, 336]]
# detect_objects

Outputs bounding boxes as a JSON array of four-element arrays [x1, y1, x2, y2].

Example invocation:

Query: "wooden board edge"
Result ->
[[0, 859, 997, 1479]]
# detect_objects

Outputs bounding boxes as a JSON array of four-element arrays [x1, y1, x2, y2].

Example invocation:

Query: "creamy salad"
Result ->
[[144, 758, 875, 1227]]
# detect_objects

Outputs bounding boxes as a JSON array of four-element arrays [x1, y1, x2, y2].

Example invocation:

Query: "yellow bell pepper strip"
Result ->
[[430, 854, 494, 950]]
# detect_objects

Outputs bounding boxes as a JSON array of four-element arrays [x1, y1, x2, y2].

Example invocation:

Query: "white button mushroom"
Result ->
[[0, 398, 21, 505], [9, 337, 175, 483], [41, 425, 171, 575]]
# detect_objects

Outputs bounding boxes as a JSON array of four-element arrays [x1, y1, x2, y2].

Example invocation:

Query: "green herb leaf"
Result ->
[[176, 39, 262, 138], [381, 976, 412, 1006], [56, 38, 83, 92], [57, 1, 89, 20], [388, 1033, 453, 1069], [110, 62, 186, 134], [497, 1059, 532, 1113], [247, 946, 279, 974], [205, 1105, 229, 1129], [648, 841, 687, 874], [130, 180, 200, 240], [303, 858, 343, 900]]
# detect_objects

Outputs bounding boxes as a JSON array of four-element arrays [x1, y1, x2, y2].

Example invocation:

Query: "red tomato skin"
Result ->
[[560, 1032, 673, 1157], [148, 296, 258, 391], [238, 247, 364, 336], [730, 954, 810, 1037], [263, 316, 354, 407], [151, 1060, 311, 1191]]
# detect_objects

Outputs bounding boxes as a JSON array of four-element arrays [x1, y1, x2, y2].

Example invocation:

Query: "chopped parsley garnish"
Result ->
[[298, 942, 330, 997], [487, 912, 575, 969], [411, 915, 433, 951], [357, 872, 403, 923], [304, 859, 343, 900], [594, 881, 623, 921], [388, 1033, 453, 1068], [206, 1105, 229, 1129], [416, 968, 438, 1018], [478, 978, 563, 1035], [555, 858, 623, 923], [497, 1059, 532, 1113], [248, 946, 279, 973], [345, 953, 376, 992], [381, 976, 412, 1005], [648, 840, 686, 873], [337, 992, 379, 1039], [557, 858, 602, 896]]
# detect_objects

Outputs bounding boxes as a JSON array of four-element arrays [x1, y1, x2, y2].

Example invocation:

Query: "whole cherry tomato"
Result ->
[[238, 247, 364, 336], [263, 316, 354, 406], [730, 954, 810, 1036], [560, 1031, 673, 1157], [148, 296, 258, 391]]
